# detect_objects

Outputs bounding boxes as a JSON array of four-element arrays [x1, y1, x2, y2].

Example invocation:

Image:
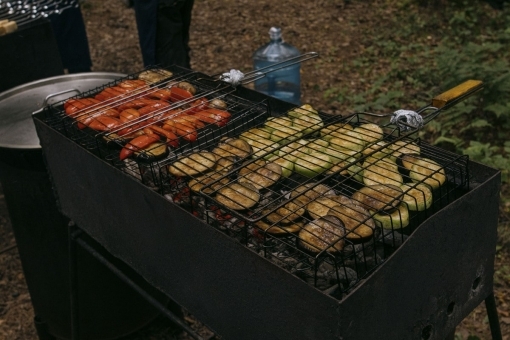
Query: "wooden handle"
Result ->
[[432, 80, 483, 108]]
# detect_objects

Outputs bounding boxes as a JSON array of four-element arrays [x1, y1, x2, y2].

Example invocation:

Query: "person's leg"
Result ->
[[155, 0, 194, 69], [133, 0, 159, 67], [49, 6, 92, 73]]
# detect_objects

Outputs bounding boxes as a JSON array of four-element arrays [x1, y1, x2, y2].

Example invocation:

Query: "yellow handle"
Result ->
[[432, 80, 483, 108]]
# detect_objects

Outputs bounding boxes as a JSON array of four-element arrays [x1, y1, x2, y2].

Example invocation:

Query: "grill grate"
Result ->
[[38, 66, 473, 300]]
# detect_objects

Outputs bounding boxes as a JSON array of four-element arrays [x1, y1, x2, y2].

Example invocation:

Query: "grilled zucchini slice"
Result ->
[[216, 182, 260, 210], [168, 151, 217, 177], [239, 128, 272, 145], [270, 126, 303, 143], [409, 158, 446, 189], [287, 104, 319, 118], [321, 123, 354, 141], [264, 117, 294, 132], [389, 140, 421, 158], [329, 129, 366, 153], [354, 123, 384, 144], [292, 114, 324, 134], [294, 152, 333, 178], [400, 183, 433, 211], [371, 202, 410, 230], [267, 155, 294, 177], [250, 139, 281, 159], [278, 141, 309, 162], [298, 216, 346, 254], [352, 184, 404, 212], [363, 160, 403, 187]]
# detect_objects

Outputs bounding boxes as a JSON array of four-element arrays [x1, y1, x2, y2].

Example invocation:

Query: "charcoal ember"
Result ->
[[123, 159, 142, 180]]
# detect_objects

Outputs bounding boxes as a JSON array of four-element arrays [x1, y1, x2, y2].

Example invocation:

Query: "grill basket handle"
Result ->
[[432, 79, 483, 109]]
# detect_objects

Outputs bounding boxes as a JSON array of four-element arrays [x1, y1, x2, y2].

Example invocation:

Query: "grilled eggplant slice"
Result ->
[[354, 123, 384, 144], [238, 160, 282, 190], [291, 183, 336, 205], [213, 138, 252, 159], [213, 156, 236, 172], [363, 160, 403, 187], [298, 216, 346, 253], [371, 203, 410, 230], [276, 200, 306, 222], [352, 184, 403, 212], [255, 219, 303, 236], [216, 182, 260, 210], [134, 142, 169, 162], [189, 172, 229, 194], [389, 140, 421, 158], [409, 158, 446, 189], [294, 152, 333, 178], [306, 197, 339, 220], [328, 203, 375, 242], [168, 151, 217, 177], [400, 183, 433, 211]]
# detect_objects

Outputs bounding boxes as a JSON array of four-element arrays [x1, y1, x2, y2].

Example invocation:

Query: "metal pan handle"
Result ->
[[32, 88, 82, 115]]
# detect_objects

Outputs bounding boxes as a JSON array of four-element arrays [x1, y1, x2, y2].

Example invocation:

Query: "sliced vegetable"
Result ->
[[400, 183, 433, 211], [363, 160, 403, 187], [213, 138, 252, 159], [292, 114, 324, 134], [134, 142, 169, 162], [168, 151, 218, 177], [354, 123, 384, 144], [294, 152, 333, 178], [255, 219, 303, 236], [327, 203, 375, 242], [267, 155, 294, 177], [238, 160, 282, 190], [371, 203, 410, 230], [352, 184, 403, 212], [409, 158, 446, 189], [264, 117, 293, 132], [306, 197, 339, 220], [298, 216, 346, 253], [215, 182, 260, 210], [189, 172, 229, 194]]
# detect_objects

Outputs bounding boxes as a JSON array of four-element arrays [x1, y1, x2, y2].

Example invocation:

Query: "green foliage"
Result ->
[[327, 0, 510, 181]]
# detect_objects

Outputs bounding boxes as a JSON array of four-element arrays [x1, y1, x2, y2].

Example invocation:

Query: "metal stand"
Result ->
[[68, 224, 208, 340], [67, 223, 502, 340]]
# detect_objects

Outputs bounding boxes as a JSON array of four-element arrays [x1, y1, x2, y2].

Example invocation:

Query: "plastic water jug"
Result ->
[[253, 27, 301, 105]]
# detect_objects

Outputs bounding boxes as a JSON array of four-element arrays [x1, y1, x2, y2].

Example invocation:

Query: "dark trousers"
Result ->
[[133, 0, 194, 69], [48, 6, 92, 73]]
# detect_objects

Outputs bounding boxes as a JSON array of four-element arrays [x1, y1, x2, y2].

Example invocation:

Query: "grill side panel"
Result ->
[[34, 115, 500, 340]]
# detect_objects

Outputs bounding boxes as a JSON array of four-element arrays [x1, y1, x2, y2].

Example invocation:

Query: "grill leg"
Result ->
[[485, 292, 502, 340], [69, 223, 81, 340], [34, 316, 57, 340]]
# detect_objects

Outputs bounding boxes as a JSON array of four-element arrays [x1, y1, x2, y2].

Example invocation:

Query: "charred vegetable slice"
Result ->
[[216, 182, 260, 210], [138, 69, 173, 83], [213, 156, 236, 172], [238, 160, 282, 190], [306, 197, 339, 220], [298, 216, 346, 253], [371, 203, 410, 230], [213, 138, 252, 159], [239, 128, 272, 145], [354, 123, 384, 144], [292, 114, 324, 134], [168, 151, 217, 177], [352, 184, 403, 212], [264, 117, 294, 132], [400, 183, 433, 211], [409, 158, 446, 189], [363, 160, 403, 186], [328, 203, 375, 241], [287, 104, 318, 118], [275, 200, 306, 223], [329, 129, 366, 152], [270, 126, 303, 143], [188, 173, 229, 194], [389, 140, 421, 158], [321, 123, 354, 140], [294, 152, 333, 178], [250, 139, 281, 159], [291, 183, 336, 205], [134, 142, 169, 162], [255, 219, 303, 236], [267, 155, 294, 177]]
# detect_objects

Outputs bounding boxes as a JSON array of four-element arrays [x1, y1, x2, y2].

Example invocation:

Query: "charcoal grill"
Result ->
[[32, 64, 502, 340]]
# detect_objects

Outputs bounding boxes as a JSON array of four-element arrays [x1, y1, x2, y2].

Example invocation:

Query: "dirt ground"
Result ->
[[1, 0, 509, 339]]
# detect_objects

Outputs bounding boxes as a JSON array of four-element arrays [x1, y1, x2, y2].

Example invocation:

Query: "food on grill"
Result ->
[[250, 139, 281, 159], [294, 152, 333, 178], [267, 155, 294, 177], [216, 182, 260, 210], [320, 122, 354, 141], [399, 153, 422, 171], [270, 126, 303, 143], [410, 158, 446, 189], [209, 98, 228, 110], [189, 173, 229, 194], [238, 160, 282, 190], [134, 142, 169, 162], [306, 197, 339, 220], [213, 138, 252, 159], [278, 141, 309, 162], [239, 128, 272, 144], [292, 113, 324, 134], [119, 134, 160, 161], [306, 139, 329, 153], [213, 156, 236, 172], [175, 81, 197, 95], [138, 69, 173, 83], [362, 160, 403, 186], [389, 140, 421, 158], [298, 216, 346, 253], [329, 130, 366, 152], [287, 104, 318, 118], [264, 117, 294, 131], [255, 219, 303, 236], [352, 184, 403, 212], [354, 123, 384, 144], [400, 183, 433, 211], [275, 200, 306, 222], [193, 108, 231, 127], [0, 19, 18, 36], [371, 203, 410, 230], [327, 203, 375, 241], [362, 141, 394, 159], [291, 183, 336, 205], [168, 151, 218, 177]]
